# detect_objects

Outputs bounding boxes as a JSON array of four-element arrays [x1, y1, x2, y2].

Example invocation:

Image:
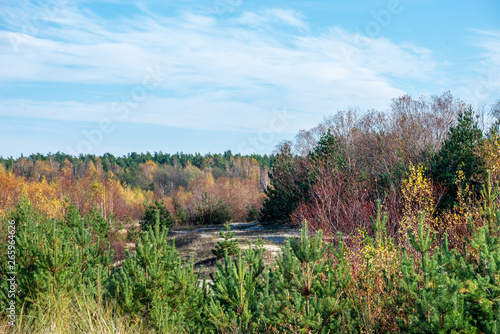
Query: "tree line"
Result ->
[[260, 92, 500, 242]]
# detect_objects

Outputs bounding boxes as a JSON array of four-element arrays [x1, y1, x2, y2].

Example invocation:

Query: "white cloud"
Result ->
[[232, 12, 266, 27], [457, 29, 500, 105], [476, 31, 500, 70], [0, 2, 440, 134]]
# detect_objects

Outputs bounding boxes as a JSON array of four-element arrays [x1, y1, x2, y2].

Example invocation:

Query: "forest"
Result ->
[[2, 91, 500, 333], [0, 150, 271, 225]]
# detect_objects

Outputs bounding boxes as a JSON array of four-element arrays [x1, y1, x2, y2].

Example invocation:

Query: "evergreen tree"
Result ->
[[85, 206, 109, 238], [211, 222, 240, 259], [63, 199, 81, 229], [246, 206, 260, 222], [432, 106, 485, 209], [142, 200, 173, 231], [263, 222, 353, 333], [207, 241, 266, 333], [0, 199, 113, 312], [309, 129, 347, 170], [260, 143, 309, 224], [462, 210, 500, 332], [398, 215, 476, 333], [109, 222, 207, 332]]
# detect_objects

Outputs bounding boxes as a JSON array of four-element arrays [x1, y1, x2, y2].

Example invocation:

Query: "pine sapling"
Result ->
[[408, 212, 435, 281], [289, 220, 327, 317], [370, 199, 389, 247], [480, 170, 499, 230], [212, 222, 240, 259]]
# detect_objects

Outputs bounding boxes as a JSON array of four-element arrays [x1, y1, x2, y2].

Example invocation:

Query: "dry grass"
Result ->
[[0, 291, 149, 334]]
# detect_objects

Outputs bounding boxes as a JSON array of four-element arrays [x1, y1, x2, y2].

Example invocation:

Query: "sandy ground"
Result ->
[[167, 222, 300, 278]]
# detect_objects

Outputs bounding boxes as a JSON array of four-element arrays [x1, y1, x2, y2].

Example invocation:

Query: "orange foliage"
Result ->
[[173, 172, 264, 222], [0, 171, 23, 217], [0, 158, 265, 224], [0, 165, 149, 221]]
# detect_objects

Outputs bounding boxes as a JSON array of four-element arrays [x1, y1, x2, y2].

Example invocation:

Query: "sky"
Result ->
[[0, 0, 499, 158]]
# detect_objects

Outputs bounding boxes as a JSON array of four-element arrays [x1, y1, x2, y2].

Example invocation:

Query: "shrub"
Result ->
[[292, 165, 374, 238], [478, 130, 500, 184], [193, 192, 232, 224], [141, 200, 172, 231], [399, 163, 438, 245], [350, 202, 402, 333], [246, 206, 260, 222]]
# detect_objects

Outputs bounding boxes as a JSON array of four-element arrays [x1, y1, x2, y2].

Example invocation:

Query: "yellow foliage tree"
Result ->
[[399, 163, 437, 245], [91, 180, 106, 218], [479, 133, 500, 184], [139, 160, 158, 183], [86, 160, 97, 178], [22, 177, 63, 219], [439, 170, 478, 247]]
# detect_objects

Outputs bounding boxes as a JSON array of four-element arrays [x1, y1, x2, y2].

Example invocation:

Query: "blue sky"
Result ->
[[0, 0, 499, 158]]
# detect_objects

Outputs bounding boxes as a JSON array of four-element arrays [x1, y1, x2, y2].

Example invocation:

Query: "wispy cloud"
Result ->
[[475, 30, 500, 71], [458, 29, 500, 104], [232, 9, 309, 30], [0, 1, 440, 136]]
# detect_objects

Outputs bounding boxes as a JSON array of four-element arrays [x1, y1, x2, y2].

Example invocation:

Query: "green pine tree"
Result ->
[[142, 200, 173, 231], [259, 143, 309, 224], [0, 199, 113, 313], [109, 220, 207, 332], [398, 214, 476, 333], [432, 106, 485, 209], [63, 199, 81, 229], [212, 222, 240, 259], [262, 222, 353, 333], [207, 241, 266, 333]]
